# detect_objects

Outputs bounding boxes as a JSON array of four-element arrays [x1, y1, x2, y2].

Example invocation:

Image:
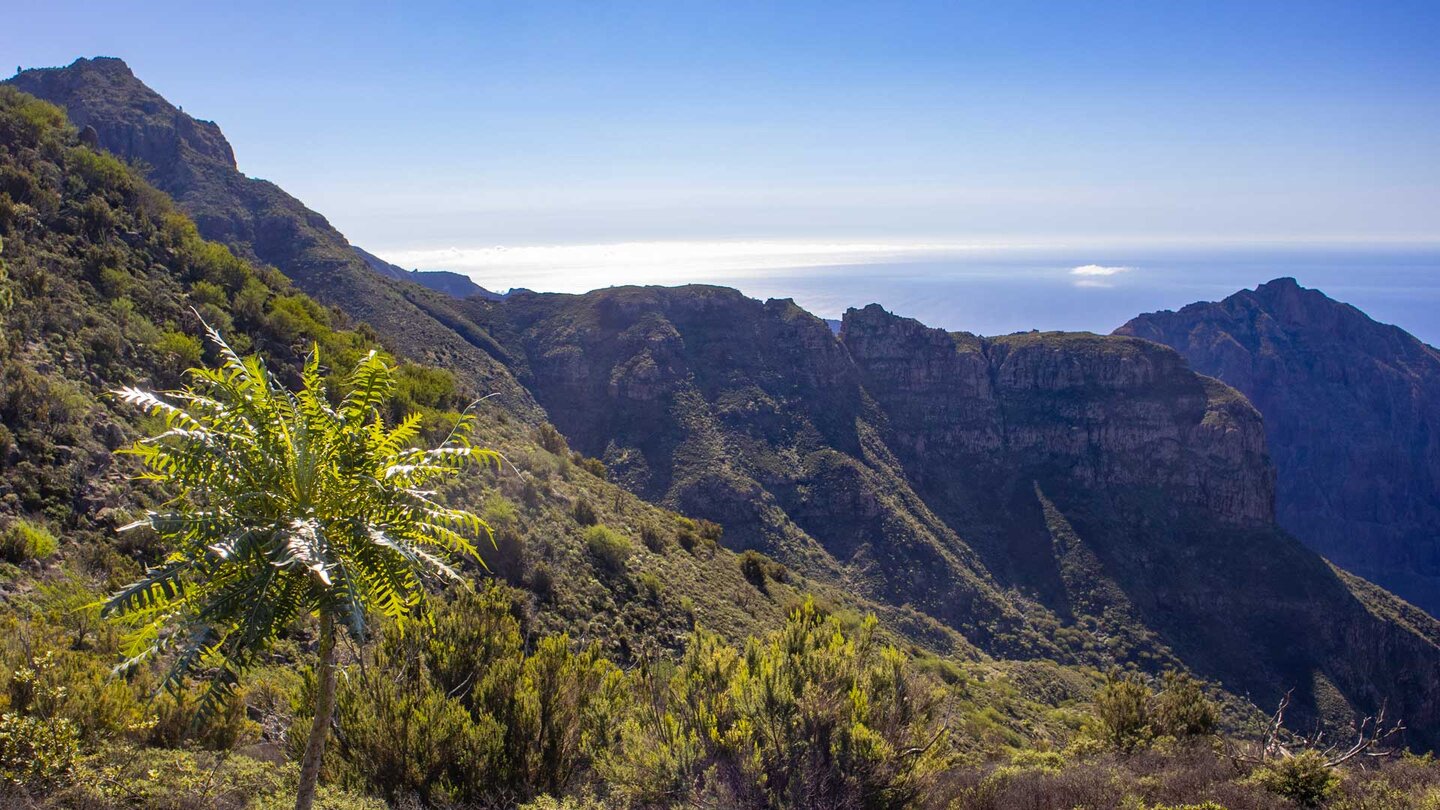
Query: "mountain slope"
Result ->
[[1118, 278, 1440, 616], [6, 57, 530, 415], [0, 85, 941, 681], [458, 285, 1440, 744]]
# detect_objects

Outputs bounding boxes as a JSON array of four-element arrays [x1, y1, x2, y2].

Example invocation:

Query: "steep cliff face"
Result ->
[[473, 287, 1042, 652], [843, 305, 1273, 531], [1118, 278, 1440, 616], [5, 58, 531, 414], [465, 287, 1440, 743]]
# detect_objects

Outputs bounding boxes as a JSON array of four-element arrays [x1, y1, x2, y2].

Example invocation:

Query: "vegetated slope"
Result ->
[[0, 86, 934, 684], [460, 285, 1440, 746], [6, 57, 527, 414], [1118, 278, 1440, 617]]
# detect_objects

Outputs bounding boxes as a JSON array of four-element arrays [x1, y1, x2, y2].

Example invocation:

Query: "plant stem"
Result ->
[[295, 613, 337, 810]]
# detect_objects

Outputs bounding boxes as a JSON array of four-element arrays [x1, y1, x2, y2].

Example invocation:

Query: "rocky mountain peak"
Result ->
[[1119, 279, 1440, 615], [10, 56, 237, 173]]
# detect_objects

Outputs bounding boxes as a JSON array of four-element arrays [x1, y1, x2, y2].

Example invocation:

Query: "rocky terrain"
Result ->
[[1119, 278, 1440, 616]]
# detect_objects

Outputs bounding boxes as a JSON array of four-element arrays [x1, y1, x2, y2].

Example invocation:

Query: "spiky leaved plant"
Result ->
[[107, 325, 497, 810]]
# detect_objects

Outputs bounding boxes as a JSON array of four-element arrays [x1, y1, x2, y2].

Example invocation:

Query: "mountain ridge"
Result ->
[[5, 57, 531, 414], [1118, 277, 1440, 616]]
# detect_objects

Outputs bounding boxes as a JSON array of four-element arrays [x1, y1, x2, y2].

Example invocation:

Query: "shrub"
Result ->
[[518, 796, 610, 810], [0, 518, 58, 562], [1152, 670, 1216, 739], [1247, 751, 1340, 807], [537, 423, 568, 455], [574, 455, 607, 480], [1093, 671, 1152, 753], [640, 525, 665, 553], [531, 563, 556, 601], [585, 525, 632, 574], [740, 550, 769, 592], [0, 711, 79, 786], [572, 497, 598, 526], [638, 571, 664, 601], [697, 519, 724, 544], [602, 600, 949, 808], [152, 329, 203, 382], [326, 586, 625, 806]]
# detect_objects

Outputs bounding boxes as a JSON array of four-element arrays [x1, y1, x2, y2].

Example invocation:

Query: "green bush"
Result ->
[[152, 329, 203, 382], [0, 711, 79, 786], [1247, 751, 1340, 807], [537, 423, 568, 455], [740, 550, 769, 592], [325, 586, 625, 806], [638, 571, 664, 601], [574, 455, 608, 480], [639, 524, 665, 553], [602, 600, 949, 808], [585, 525, 632, 574], [676, 524, 699, 552], [1152, 670, 1217, 738], [572, 497, 598, 526], [0, 519, 58, 562], [1093, 671, 1152, 753]]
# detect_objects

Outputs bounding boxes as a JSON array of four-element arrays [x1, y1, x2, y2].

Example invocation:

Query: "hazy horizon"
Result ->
[[7, 0, 1438, 339], [366, 238, 1440, 342]]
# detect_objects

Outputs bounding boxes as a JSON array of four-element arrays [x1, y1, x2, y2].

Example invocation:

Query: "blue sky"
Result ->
[[7, 1, 1440, 337]]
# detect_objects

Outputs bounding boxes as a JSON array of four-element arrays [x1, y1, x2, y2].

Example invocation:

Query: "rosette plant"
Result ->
[[107, 325, 497, 810]]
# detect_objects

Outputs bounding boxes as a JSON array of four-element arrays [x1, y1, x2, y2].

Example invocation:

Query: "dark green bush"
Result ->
[[572, 497, 598, 526], [739, 550, 769, 592], [639, 524, 665, 553], [1152, 670, 1216, 739], [1093, 671, 1151, 753], [574, 455, 607, 480], [537, 423, 568, 455]]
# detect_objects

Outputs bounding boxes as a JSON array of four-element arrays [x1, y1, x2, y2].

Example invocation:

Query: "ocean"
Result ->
[[672, 244, 1440, 344]]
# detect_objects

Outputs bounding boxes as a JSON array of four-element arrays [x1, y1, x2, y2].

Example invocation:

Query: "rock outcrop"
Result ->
[[1119, 278, 1440, 616]]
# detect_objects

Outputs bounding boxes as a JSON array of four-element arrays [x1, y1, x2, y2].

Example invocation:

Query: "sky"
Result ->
[[6, 1, 1440, 338]]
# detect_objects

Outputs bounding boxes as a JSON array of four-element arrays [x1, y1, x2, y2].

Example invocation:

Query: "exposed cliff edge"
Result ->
[[1119, 278, 1440, 617]]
